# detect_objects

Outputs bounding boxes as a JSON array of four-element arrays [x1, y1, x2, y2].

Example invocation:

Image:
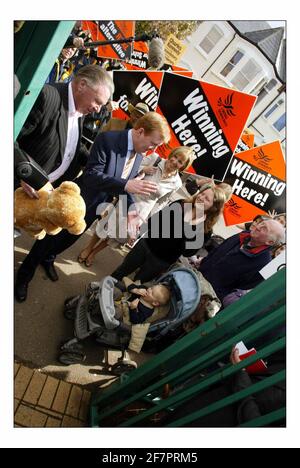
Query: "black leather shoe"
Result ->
[[15, 280, 28, 302], [41, 261, 59, 282]]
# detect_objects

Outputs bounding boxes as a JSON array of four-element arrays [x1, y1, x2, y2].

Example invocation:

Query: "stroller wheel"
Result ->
[[60, 340, 84, 352], [63, 295, 81, 319], [58, 350, 86, 365], [64, 295, 81, 308], [64, 307, 76, 320], [111, 360, 137, 376]]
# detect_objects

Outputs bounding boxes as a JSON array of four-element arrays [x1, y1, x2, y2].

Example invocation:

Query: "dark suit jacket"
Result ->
[[14, 82, 88, 188], [199, 233, 272, 301], [79, 130, 143, 210]]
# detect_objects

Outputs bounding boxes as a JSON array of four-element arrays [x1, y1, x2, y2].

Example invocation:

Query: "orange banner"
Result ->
[[96, 21, 135, 60], [242, 131, 255, 148], [155, 73, 256, 179], [235, 131, 255, 154], [112, 70, 164, 121], [125, 41, 149, 70], [223, 141, 286, 226], [124, 44, 193, 77], [81, 21, 98, 41]]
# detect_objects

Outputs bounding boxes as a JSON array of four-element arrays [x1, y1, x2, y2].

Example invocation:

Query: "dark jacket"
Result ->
[[199, 232, 272, 301], [79, 130, 142, 210], [141, 200, 206, 264], [14, 83, 88, 188], [127, 284, 154, 324]]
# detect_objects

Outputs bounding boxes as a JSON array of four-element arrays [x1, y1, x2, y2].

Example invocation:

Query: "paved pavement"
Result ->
[[14, 362, 90, 427], [14, 230, 152, 389]]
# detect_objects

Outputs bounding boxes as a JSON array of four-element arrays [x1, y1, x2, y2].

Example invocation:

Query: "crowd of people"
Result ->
[[14, 20, 286, 332], [14, 21, 286, 427]]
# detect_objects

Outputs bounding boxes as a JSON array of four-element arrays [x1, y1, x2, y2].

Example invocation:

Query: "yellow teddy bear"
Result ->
[[14, 181, 86, 240]]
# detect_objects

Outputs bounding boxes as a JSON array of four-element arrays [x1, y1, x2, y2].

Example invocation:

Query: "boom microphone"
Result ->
[[84, 32, 166, 70], [147, 37, 165, 70]]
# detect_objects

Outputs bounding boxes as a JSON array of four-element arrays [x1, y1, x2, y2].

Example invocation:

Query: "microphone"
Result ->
[[147, 37, 165, 70], [83, 32, 166, 70]]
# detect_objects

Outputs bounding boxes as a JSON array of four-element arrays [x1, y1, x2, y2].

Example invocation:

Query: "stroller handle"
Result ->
[[98, 276, 120, 330]]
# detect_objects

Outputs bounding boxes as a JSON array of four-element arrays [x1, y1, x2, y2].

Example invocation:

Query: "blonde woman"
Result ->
[[78, 146, 194, 266]]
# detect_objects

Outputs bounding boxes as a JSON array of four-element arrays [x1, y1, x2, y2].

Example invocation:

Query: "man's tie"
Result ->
[[121, 150, 136, 179]]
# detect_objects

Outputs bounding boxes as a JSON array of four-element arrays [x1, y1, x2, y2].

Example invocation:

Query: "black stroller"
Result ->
[[58, 267, 201, 375]]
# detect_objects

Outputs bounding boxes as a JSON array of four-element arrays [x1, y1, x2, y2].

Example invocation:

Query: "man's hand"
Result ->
[[142, 165, 158, 176], [20, 180, 54, 199], [125, 176, 158, 196], [196, 176, 215, 188], [230, 347, 242, 365], [20, 181, 39, 199], [127, 210, 140, 240]]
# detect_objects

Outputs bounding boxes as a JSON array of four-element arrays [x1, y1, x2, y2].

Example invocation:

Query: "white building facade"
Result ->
[[178, 21, 286, 150]]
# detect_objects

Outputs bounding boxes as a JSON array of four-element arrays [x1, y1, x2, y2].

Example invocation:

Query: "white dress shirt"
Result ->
[[48, 82, 83, 183], [121, 130, 136, 179]]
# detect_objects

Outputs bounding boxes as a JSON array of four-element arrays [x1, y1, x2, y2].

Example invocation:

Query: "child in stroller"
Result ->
[[116, 281, 171, 326], [58, 267, 201, 375]]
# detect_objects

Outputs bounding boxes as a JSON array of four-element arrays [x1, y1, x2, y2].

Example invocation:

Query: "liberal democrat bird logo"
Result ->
[[227, 198, 241, 210], [218, 93, 236, 117], [253, 148, 272, 163]]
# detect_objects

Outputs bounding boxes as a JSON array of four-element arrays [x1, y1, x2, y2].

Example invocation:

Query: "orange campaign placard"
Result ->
[[155, 73, 257, 179], [235, 130, 255, 154], [223, 141, 286, 226], [242, 131, 255, 148], [81, 21, 98, 41], [125, 41, 149, 70], [124, 44, 193, 77], [96, 21, 135, 60], [111, 70, 164, 121]]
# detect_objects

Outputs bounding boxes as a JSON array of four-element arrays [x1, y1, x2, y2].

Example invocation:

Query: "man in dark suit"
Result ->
[[15, 64, 114, 194], [15, 112, 171, 302], [15, 64, 114, 284]]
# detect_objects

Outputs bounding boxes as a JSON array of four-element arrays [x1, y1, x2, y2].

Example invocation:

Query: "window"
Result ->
[[220, 50, 244, 77], [256, 78, 277, 104], [264, 98, 284, 119], [199, 25, 224, 54], [250, 77, 267, 96], [273, 113, 286, 132], [231, 59, 262, 91]]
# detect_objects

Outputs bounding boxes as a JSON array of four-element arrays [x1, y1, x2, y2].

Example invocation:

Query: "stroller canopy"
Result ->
[[153, 267, 201, 332]]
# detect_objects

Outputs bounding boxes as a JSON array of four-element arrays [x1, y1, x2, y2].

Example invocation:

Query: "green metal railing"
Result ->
[[90, 268, 286, 427], [14, 20, 75, 140]]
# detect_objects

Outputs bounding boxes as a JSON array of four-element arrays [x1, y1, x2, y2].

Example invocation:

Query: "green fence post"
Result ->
[[14, 20, 75, 140]]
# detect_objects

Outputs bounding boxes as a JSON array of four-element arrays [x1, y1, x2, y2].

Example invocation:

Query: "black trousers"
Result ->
[[112, 239, 171, 283], [17, 206, 98, 283]]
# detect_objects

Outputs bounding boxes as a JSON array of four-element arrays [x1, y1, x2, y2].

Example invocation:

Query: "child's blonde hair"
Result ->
[[154, 284, 171, 306]]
